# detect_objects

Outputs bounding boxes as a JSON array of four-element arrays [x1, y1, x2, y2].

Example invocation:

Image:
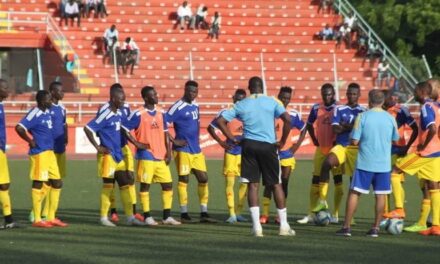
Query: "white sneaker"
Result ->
[[225, 215, 237, 224], [127, 216, 145, 226], [330, 216, 339, 224], [279, 227, 296, 236], [100, 218, 116, 227], [252, 228, 264, 237], [144, 216, 158, 226], [162, 217, 181, 225], [297, 215, 313, 224]]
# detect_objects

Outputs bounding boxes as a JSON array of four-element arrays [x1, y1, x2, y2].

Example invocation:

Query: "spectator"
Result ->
[[336, 23, 351, 49], [193, 5, 208, 29], [177, 1, 194, 30], [64, 0, 81, 27], [103, 36, 119, 65], [103, 24, 119, 52], [75, 0, 86, 18], [97, 0, 108, 18], [357, 30, 368, 56], [59, 0, 67, 18], [85, 0, 98, 18], [318, 0, 333, 14], [208, 12, 221, 39], [367, 40, 381, 59], [344, 11, 357, 32], [376, 59, 391, 88], [318, 24, 334, 40], [122, 37, 140, 65]]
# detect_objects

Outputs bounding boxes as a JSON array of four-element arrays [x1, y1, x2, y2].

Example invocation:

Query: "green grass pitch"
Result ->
[[1, 159, 439, 263]]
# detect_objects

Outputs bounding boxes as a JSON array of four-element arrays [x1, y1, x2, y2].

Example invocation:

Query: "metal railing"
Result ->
[[334, 0, 418, 93], [0, 11, 81, 80]]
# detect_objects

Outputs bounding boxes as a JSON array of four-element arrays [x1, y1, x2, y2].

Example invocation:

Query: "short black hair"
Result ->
[[382, 89, 391, 99], [248, 76, 263, 90], [110, 83, 123, 94], [235, 89, 246, 97], [368, 89, 384, 105], [185, 80, 198, 88], [141, 86, 155, 98], [49, 81, 62, 92], [279, 86, 292, 95], [347, 82, 360, 91], [321, 83, 334, 92], [36, 90, 49, 103], [415, 81, 432, 95]]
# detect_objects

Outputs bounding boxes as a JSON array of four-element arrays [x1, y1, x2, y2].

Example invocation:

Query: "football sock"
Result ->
[[384, 195, 389, 213], [47, 188, 61, 221], [31, 188, 43, 222], [0, 190, 12, 217], [101, 183, 114, 218], [225, 176, 236, 216], [110, 186, 116, 210], [391, 173, 404, 209], [162, 190, 173, 211], [249, 206, 262, 230], [120, 185, 134, 217], [163, 209, 171, 220], [418, 199, 431, 226], [41, 183, 51, 217], [129, 184, 137, 205], [198, 183, 209, 212], [319, 182, 329, 201], [333, 183, 344, 218], [277, 208, 289, 229], [262, 196, 271, 216], [140, 191, 150, 213], [236, 183, 247, 215], [430, 190, 440, 226], [178, 182, 188, 210], [310, 183, 319, 214]]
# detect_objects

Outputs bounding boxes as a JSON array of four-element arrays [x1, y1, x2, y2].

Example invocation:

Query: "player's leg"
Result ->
[[235, 153, 247, 222], [419, 180, 440, 236], [139, 182, 156, 225], [370, 171, 391, 237], [100, 177, 116, 226], [114, 169, 143, 226], [260, 186, 272, 224], [31, 180, 53, 227], [332, 173, 344, 223], [160, 176, 181, 225], [45, 152, 67, 227], [224, 153, 238, 223], [192, 152, 215, 223], [0, 151, 17, 228], [175, 151, 193, 221], [405, 179, 430, 232], [122, 145, 139, 220], [314, 151, 341, 212]]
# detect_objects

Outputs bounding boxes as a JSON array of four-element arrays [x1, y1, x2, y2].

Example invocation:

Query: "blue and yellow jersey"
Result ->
[[98, 102, 131, 147], [166, 99, 201, 154], [387, 104, 416, 154], [332, 104, 366, 146], [18, 107, 54, 155], [418, 101, 440, 157], [277, 109, 306, 159], [210, 108, 243, 155], [49, 103, 67, 154], [0, 103, 6, 152]]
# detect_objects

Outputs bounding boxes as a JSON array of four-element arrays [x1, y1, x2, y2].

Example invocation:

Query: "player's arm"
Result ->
[[331, 107, 346, 134], [83, 126, 109, 154], [418, 124, 436, 152], [121, 128, 149, 150], [403, 122, 418, 155], [278, 112, 291, 149], [291, 127, 307, 155], [64, 123, 68, 146], [350, 114, 362, 146], [15, 124, 36, 148], [164, 131, 172, 165], [418, 105, 436, 152], [164, 111, 187, 147], [216, 116, 236, 143], [207, 119, 232, 151], [306, 107, 319, 146]]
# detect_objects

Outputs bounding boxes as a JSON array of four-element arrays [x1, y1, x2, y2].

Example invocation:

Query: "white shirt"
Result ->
[[211, 16, 221, 27], [339, 26, 350, 34], [122, 40, 139, 51], [177, 5, 192, 17], [104, 28, 119, 41], [65, 2, 79, 14], [378, 62, 390, 72], [344, 16, 356, 28], [196, 6, 207, 18]]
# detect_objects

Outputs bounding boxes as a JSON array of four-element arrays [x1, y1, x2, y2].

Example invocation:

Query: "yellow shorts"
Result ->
[[330, 145, 358, 177], [391, 154, 405, 182], [174, 151, 207, 176], [97, 153, 126, 179], [0, 150, 10, 185], [29, 150, 60, 181], [395, 153, 440, 182], [55, 152, 66, 178], [137, 160, 172, 184], [313, 147, 343, 176], [121, 144, 134, 172], [280, 157, 296, 170], [223, 153, 241, 177]]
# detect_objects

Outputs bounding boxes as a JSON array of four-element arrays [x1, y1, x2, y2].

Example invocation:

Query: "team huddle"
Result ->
[[0, 77, 440, 237]]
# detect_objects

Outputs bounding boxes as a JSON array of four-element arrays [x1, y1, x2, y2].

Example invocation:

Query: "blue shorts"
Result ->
[[350, 169, 391, 194]]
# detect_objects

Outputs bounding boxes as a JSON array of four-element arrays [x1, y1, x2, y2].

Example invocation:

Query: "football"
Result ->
[[314, 210, 332, 226], [386, 218, 404, 235]]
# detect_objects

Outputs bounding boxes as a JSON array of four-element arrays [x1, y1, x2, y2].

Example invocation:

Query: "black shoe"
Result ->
[[366, 228, 379, 238], [200, 213, 217, 223], [180, 213, 197, 223], [336, 227, 351, 237], [1, 222, 20, 230]]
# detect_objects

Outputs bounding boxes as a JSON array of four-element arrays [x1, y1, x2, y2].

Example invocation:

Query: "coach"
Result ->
[[336, 89, 399, 237], [216, 76, 295, 237]]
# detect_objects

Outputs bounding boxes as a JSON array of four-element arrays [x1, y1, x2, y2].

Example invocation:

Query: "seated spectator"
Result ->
[[318, 24, 334, 40], [64, 0, 81, 27], [177, 1, 194, 30], [97, 0, 108, 18], [103, 24, 119, 52], [121, 37, 140, 65], [376, 59, 391, 88], [367, 40, 381, 59], [207, 12, 221, 39], [318, 0, 333, 14], [193, 5, 208, 29], [120, 50, 136, 75], [357, 30, 368, 56], [335, 23, 351, 49], [103, 36, 119, 65], [85, 0, 98, 18]]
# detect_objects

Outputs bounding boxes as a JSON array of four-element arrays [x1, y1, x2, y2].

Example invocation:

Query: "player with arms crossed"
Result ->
[[123, 86, 181, 226], [166, 80, 216, 223], [260, 86, 306, 224], [207, 89, 248, 223]]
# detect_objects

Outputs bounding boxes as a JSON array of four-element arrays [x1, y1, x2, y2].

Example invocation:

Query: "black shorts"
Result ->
[[241, 139, 281, 186]]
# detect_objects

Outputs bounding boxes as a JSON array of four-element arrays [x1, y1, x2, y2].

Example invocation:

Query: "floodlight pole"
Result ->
[[333, 52, 339, 101], [260, 52, 267, 95]]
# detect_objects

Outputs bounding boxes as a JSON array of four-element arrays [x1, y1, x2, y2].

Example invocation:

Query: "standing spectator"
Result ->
[[367, 40, 381, 59], [64, 0, 81, 27], [121, 37, 140, 65], [208, 12, 221, 39], [376, 59, 391, 88], [85, 0, 98, 18], [216, 76, 295, 237], [318, 0, 333, 14], [344, 11, 357, 32], [177, 1, 194, 30], [336, 89, 399, 237], [336, 23, 351, 49], [97, 0, 108, 18], [318, 24, 334, 40], [193, 5, 208, 29], [103, 25, 118, 53]]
